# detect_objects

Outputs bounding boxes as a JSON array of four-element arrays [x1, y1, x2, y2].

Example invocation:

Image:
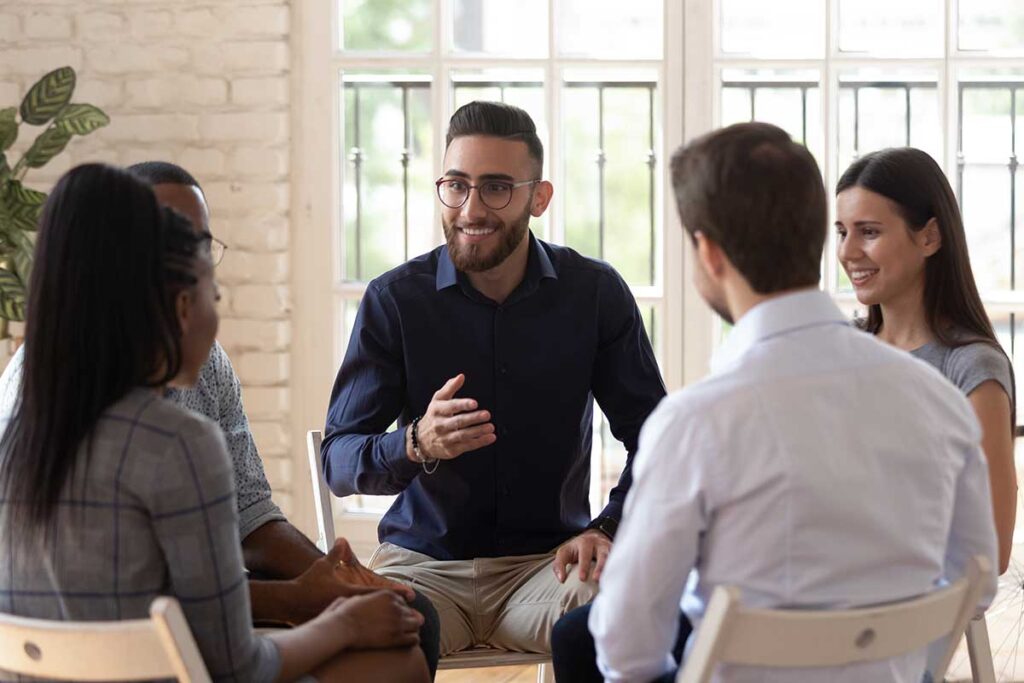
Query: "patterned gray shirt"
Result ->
[[0, 388, 280, 682], [0, 343, 285, 540]]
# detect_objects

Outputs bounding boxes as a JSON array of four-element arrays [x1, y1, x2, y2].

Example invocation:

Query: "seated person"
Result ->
[[322, 101, 666, 656], [588, 123, 999, 682], [0, 164, 429, 682], [0, 161, 440, 675], [836, 147, 1016, 573]]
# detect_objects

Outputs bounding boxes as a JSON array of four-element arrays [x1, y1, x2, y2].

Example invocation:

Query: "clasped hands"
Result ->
[[406, 373, 497, 462], [289, 539, 423, 650]]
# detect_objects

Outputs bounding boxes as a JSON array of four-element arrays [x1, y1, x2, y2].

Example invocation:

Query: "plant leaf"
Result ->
[[55, 103, 109, 136], [4, 180, 46, 232], [0, 266, 26, 321], [23, 127, 71, 169], [10, 231, 33, 284], [20, 67, 76, 126], [0, 108, 16, 152]]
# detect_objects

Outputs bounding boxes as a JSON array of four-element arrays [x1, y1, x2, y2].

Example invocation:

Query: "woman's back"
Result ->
[[0, 388, 279, 681]]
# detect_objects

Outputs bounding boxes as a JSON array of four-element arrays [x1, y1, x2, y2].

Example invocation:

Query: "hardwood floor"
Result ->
[[435, 665, 537, 682]]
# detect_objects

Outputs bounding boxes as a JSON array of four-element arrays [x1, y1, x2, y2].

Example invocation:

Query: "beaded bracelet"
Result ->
[[411, 416, 439, 474]]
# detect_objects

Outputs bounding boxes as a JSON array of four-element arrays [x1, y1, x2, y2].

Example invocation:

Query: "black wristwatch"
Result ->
[[585, 515, 619, 541]]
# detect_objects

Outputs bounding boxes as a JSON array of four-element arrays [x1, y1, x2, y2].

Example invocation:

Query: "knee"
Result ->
[[558, 571, 599, 614]]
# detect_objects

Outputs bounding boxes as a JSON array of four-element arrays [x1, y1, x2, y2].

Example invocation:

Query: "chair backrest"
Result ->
[[0, 597, 211, 682], [306, 429, 336, 553], [678, 555, 990, 683]]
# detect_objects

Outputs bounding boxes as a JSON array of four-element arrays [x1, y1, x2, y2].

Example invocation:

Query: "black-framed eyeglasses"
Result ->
[[435, 177, 540, 210], [203, 236, 228, 266]]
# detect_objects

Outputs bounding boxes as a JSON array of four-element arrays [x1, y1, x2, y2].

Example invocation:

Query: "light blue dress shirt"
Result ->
[[589, 289, 998, 683]]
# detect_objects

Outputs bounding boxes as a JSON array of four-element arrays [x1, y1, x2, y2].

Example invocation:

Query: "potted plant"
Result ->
[[0, 66, 110, 339]]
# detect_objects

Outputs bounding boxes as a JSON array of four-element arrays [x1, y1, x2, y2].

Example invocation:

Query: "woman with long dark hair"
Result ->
[[836, 148, 1016, 573], [0, 164, 428, 682]]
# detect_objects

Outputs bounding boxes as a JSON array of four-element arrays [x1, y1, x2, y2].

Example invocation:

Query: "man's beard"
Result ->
[[443, 203, 531, 273]]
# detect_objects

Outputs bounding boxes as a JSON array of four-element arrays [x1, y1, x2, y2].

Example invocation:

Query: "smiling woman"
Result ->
[[835, 148, 1018, 578]]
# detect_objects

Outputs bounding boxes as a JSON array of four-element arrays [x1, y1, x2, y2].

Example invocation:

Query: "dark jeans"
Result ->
[[409, 590, 441, 679], [551, 603, 692, 683]]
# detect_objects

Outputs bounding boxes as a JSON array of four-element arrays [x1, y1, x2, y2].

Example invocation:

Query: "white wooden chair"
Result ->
[[307, 429, 555, 683], [965, 616, 996, 683], [0, 596, 210, 682], [676, 555, 991, 683]]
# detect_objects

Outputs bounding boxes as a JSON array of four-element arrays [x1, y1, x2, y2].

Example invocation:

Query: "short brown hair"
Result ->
[[670, 122, 826, 293], [446, 101, 543, 173]]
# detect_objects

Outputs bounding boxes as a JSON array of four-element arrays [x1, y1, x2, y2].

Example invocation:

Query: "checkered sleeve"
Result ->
[[150, 414, 281, 682]]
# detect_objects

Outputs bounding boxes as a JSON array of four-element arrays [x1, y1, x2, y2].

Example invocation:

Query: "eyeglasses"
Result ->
[[203, 236, 228, 266], [435, 177, 540, 210]]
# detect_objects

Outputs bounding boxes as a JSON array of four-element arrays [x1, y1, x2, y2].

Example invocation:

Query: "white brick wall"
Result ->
[[0, 0, 295, 517]]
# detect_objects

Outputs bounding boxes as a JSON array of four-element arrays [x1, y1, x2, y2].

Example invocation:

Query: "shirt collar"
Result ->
[[435, 231, 557, 292], [710, 289, 849, 375]]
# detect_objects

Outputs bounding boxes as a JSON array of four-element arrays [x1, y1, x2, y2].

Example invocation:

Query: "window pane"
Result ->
[[836, 70, 940, 174], [837, 0, 942, 57], [563, 72, 659, 286], [720, 0, 824, 58], [452, 0, 548, 57], [340, 0, 432, 52], [558, 0, 663, 59], [721, 69, 822, 161], [451, 70, 548, 239], [962, 164, 1012, 292], [342, 73, 433, 282], [959, 0, 1024, 55]]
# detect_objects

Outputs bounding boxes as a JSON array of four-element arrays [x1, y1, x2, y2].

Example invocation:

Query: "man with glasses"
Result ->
[[322, 101, 666, 656], [0, 160, 442, 677]]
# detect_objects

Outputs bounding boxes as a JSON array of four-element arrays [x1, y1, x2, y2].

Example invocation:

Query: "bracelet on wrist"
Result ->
[[410, 416, 439, 474]]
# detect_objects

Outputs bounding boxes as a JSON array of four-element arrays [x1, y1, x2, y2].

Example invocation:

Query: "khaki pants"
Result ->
[[369, 542, 598, 657]]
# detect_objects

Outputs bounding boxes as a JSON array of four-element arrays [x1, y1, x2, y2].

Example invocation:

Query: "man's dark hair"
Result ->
[[446, 101, 544, 173], [128, 160, 203, 193], [670, 122, 826, 294]]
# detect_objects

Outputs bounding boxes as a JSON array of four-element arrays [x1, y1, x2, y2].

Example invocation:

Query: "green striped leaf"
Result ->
[[10, 231, 32, 284], [0, 108, 16, 152], [0, 266, 26, 321], [55, 103, 109, 136], [20, 67, 76, 126], [23, 127, 71, 169], [4, 180, 46, 232]]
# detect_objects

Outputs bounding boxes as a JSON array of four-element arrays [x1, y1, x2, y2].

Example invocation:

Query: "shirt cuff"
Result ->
[[383, 425, 424, 480], [239, 498, 288, 541], [598, 498, 624, 525]]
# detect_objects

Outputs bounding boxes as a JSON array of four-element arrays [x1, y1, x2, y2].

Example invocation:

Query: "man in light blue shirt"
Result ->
[[587, 122, 998, 683]]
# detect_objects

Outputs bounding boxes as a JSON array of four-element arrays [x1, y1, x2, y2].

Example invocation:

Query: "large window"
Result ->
[[331, 1, 682, 520]]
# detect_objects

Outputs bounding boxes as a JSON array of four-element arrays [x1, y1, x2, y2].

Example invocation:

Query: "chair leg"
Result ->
[[966, 617, 996, 683], [537, 663, 555, 683]]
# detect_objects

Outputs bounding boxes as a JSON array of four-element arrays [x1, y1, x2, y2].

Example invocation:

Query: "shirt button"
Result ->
[[499, 364, 508, 375]]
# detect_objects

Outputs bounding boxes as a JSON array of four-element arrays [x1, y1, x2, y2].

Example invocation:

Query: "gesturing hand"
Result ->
[[409, 373, 496, 461], [552, 530, 613, 583], [321, 591, 424, 650]]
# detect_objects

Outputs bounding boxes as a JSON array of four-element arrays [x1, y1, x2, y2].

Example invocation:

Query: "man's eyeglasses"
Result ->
[[203, 236, 228, 266], [435, 177, 540, 211]]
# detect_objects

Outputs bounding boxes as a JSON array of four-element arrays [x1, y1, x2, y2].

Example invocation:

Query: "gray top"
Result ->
[[0, 343, 285, 540], [0, 388, 280, 682], [910, 335, 1015, 407]]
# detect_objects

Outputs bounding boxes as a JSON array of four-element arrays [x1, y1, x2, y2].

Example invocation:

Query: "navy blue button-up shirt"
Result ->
[[322, 233, 666, 560]]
